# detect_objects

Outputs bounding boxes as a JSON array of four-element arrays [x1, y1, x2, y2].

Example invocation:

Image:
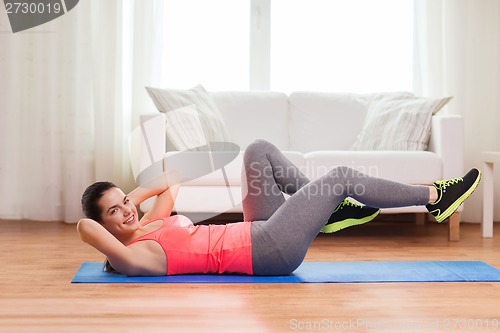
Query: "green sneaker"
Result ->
[[426, 168, 481, 223], [320, 199, 380, 233]]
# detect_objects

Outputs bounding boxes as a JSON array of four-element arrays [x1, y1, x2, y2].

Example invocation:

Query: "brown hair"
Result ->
[[81, 181, 120, 273], [81, 181, 117, 222], [103, 260, 118, 274]]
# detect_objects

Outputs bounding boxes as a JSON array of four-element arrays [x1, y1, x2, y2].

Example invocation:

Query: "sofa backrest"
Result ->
[[211, 91, 290, 150], [288, 92, 370, 152], [212, 91, 371, 153]]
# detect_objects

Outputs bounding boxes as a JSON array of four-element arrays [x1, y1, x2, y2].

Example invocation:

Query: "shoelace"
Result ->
[[435, 177, 463, 189], [342, 199, 362, 208]]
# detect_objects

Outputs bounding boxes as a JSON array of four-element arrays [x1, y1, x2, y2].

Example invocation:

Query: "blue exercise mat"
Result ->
[[72, 261, 500, 284]]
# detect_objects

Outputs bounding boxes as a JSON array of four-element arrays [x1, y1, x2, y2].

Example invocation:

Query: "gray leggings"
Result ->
[[244, 139, 430, 275]]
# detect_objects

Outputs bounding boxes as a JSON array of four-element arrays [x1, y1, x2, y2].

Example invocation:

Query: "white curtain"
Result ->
[[0, 0, 163, 222], [414, 0, 500, 222], [3, 0, 498, 223]]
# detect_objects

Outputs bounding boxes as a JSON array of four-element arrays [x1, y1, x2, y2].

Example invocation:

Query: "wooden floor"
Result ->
[[1, 218, 500, 333]]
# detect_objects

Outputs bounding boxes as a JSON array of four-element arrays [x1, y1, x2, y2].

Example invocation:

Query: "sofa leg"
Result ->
[[448, 212, 460, 242], [415, 213, 426, 225]]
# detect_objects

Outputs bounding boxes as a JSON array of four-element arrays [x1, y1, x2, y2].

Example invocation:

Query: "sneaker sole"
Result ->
[[433, 171, 482, 223], [321, 209, 380, 233]]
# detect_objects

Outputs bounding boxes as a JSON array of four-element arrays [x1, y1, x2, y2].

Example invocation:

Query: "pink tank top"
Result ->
[[128, 215, 253, 275]]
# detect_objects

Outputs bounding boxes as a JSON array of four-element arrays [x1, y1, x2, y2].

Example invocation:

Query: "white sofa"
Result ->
[[139, 91, 464, 241]]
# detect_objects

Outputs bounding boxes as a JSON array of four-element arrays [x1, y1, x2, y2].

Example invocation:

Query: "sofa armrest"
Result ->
[[137, 113, 166, 213], [138, 112, 166, 184], [428, 114, 464, 179]]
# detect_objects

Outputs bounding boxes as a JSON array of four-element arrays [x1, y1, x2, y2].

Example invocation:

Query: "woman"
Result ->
[[78, 139, 481, 276]]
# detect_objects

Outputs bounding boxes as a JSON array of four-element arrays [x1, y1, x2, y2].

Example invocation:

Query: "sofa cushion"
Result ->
[[304, 151, 442, 185], [174, 185, 244, 215], [211, 91, 290, 150], [162, 104, 207, 149], [165, 151, 306, 186], [146, 85, 231, 151], [350, 93, 452, 151], [289, 92, 370, 153]]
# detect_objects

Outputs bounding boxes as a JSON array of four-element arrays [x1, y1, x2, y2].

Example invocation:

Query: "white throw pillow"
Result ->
[[146, 85, 231, 150], [163, 104, 208, 150], [350, 93, 452, 151]]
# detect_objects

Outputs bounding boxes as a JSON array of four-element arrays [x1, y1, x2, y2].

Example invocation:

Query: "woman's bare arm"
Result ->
[[127, 171, 180, 223], [77, 218, 147, 276]]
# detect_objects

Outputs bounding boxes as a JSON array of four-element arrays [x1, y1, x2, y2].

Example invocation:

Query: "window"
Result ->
[[161, 0, 250, 90], [160, 0, 413, 93], [270, 0, 414, 93]]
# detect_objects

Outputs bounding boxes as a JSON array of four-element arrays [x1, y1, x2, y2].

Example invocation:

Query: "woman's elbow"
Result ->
[[76, 218, 97, 243]]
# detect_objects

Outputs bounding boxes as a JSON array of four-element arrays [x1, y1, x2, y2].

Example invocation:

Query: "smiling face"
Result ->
[[97, 187, 140, 239]]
